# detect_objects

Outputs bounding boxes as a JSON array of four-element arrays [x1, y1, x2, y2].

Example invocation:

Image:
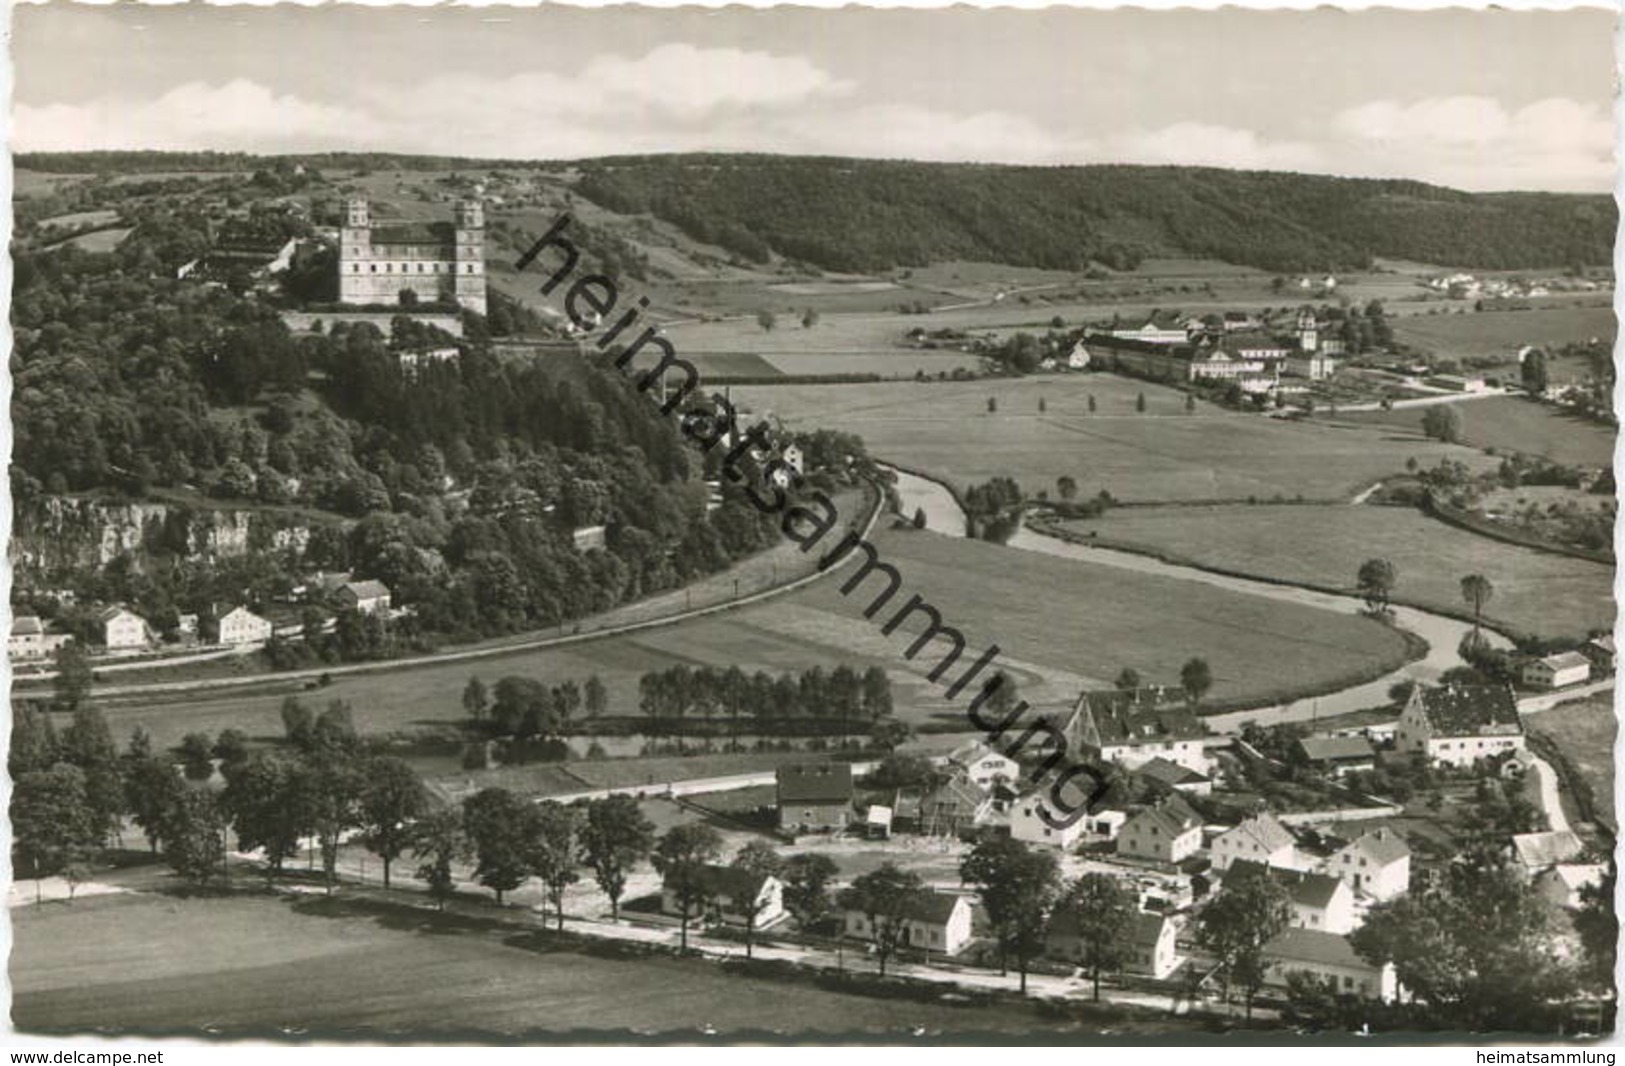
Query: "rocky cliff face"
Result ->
[[11, 496, 321, 578]]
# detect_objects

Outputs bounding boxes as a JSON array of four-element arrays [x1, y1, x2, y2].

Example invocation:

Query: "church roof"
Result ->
[[369, 221, 455, 246]]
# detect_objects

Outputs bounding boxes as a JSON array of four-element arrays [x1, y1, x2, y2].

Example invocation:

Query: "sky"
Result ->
[[10, 4, 1618, 192]]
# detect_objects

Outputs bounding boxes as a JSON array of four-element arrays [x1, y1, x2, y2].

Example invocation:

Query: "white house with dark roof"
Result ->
[[660, 864, 785, 931], [1327, 828, 1411, 901], [842, 891, 974, 957], [1394, 683, 1525, 767], [217, 606, 274, 646], [1581, 635, 1615, 673], [1210, 812, 1297, 873], [10, 616, 45, 660], [1010, 789, 1087, 849], [1262, 929, 1398, 1003], [1117, 795, 1204, 864], [947, 741, 1020, 792], [776, 763, 854, 833], [1522, 651, 1591, 690]]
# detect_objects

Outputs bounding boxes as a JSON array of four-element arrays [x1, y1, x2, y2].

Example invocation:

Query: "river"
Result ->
[[885, 465, 1510, 732]]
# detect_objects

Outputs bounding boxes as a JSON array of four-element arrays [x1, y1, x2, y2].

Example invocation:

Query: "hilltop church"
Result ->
[[338, 198, 487, 315]]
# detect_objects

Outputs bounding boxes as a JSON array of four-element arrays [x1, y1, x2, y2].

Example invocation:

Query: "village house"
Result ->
[[946, 740, 1020, 791], [1327, 828, 1411, 902], [842, 891, 974, 958], [918, 776, 992, 836], [337, 579, 393, 617], [1210, 813, 1297, 873], [1295, 735, 1377, 777], [572, 525, 608, 552], [660, 864, 785, 931], [1534, 864, 1606, 910], [99, 606, 152, 651], [1581, 635, 1615, 673], [1522, 651, 1591, 690], [1261, 929, 1399, 1003], [1227, 860, 1358, 934], [1065, 690, 1211, 773], [1394, 683, 1525, 767], [1108, 314, 1191, 346], [10, 616, 46, 660], [1048, 909, 1182, 980], [1116, 795, 1204, 865], [1066, 341, 1091, 370], [776, 763, 854, 833], [217, 606, 274, 646], [1009, 789, 1087, 849]]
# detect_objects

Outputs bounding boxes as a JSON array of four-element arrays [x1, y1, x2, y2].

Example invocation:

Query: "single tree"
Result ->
[[1114, 667, 1142, 693], [756, 310, 777, 333], [987, 396, 998, 414], [162, 788, 230, 889], [652, 823, 724, 951], [1356, 557, 1398, 614], [529, 801, 582, 932], [781, 852, 840, 930], [1038, 396, 1047, 413], [124, 748, 187, 854], [802, 308, 820, 330], [1180, 657, 1214, 706], [1057, 476, 1079, 501], [912, 506, 927, 530], [179, 732, 216, 781], [1197, 862, 1292, 1018], [960, 837, 1060, 993], [462, 787, 534, 905], [838, 862, 927, 976], [1185, 393, 1197, 414], [1052, 873, 1137, 1000], [1421, 404, 1464, 444], [1087, 394, 1097, 414], [410, 807, 467, 911], [52, 642, 93, 711], [584, 675, 609, 718], [1459, 574, 1495, 640], [580, 794, 656, 920], [12, 764, 100, 903], [731, 840, 784, 958], [462, 676, 489, 723], [222, 749, 312, 884], [357, 756, 431, 889], [1136, 392, 1147, 413]]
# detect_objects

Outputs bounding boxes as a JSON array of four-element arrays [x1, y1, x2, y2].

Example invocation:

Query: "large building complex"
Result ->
[[338, 198, 487, 314]]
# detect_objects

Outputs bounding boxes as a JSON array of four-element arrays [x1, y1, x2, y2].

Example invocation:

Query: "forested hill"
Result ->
[[573, 155, 1615, 274]]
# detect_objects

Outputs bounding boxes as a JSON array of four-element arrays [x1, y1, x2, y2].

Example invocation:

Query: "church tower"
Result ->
[[452, 199, 487, 315], [1296, 308, 1318, 353], [338, 198, 372, 305]]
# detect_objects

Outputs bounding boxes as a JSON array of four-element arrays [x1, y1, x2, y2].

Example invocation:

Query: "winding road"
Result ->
[[886, 465, 1511, 732]]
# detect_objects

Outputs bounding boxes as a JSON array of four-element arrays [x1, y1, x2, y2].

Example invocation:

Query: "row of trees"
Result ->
[[637, 664, 893, 727]]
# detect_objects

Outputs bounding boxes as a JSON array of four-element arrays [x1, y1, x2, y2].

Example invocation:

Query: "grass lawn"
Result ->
[[1331, 395, 1616, 468], [1056, 503, 1614, 640], [12, 891, 1149, 1036], [1528, 694, 1616, 832], [735, 374, 1495, 502]]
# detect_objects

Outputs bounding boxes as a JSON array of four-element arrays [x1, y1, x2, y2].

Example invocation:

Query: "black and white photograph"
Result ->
[[4, 0, 1619, 1044]]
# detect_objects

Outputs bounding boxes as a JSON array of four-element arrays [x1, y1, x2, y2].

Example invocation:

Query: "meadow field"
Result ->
[[98, 522, 1409, 750], [12, 891, 1139, 1037], [735, 374, 1495, 502], [1056, 502, 1614, 640], [1389, 305, 1615, 363], [1332, 395, 1616, 467], [1527, 694, 1616, 834]]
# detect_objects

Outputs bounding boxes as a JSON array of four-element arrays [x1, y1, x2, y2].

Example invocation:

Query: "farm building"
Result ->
[[1009, 789, 1086, 849], [1226, 860, 1357, 935], [337, 579, 393, 616], [1534, 864, 1606, 910], [1295, 735, 1377, 776], [1065, 689, 1211, 773], [1261, 929, 1398, 1003], [1136, 756, 1212, 795], [1522, 651, 1591, 690], [842, 891, 974, 957], [775, 763, 854, 833], [1582, 635, 1615, 673], [1510, 831, 1585, 873], [918, 777, 992, 836], [1394, 683, 1525, 767]]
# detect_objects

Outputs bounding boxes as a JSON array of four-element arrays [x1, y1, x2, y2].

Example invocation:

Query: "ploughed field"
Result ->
[[13, 891, 1159, 1036], [1332, 395, 1616, 468], [1056, 503, 1614, 641], [734, 374, 1496, 502], [96, 523, 1409, 750]]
